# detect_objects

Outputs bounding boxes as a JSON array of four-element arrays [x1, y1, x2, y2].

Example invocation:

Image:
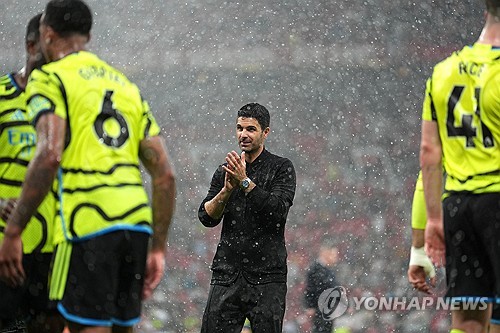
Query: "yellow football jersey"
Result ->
[[0, 73, 55, 253], [480, 58, 500, 142], [27, 52, 160, 243], [422, 43, 500, 194]]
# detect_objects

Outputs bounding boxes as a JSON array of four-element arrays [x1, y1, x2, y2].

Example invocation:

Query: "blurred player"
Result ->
[[421, 1, 500, 331], [304, 238, 340, 333], [0, 13, 64, 333], [0, 1, 176, 332]]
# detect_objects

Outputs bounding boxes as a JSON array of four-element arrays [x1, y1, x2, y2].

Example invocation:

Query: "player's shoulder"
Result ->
[[0, 72, 22, 99], [26, 67, 56, 95], [430, 47, 465, 75], [0, 72, 12, 86], [479, 60, 500, 126], [76, 51, 140, 90]]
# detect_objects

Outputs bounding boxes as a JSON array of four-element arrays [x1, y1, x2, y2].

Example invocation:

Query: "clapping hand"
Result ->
[[222, 151, 247, 189]]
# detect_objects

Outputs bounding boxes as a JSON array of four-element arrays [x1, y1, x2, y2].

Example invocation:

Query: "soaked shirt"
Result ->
[[0, 73, 56, 253], [198, 148, 296, 285], [422, 43, 500, 193], [27, 51, 160, 243]]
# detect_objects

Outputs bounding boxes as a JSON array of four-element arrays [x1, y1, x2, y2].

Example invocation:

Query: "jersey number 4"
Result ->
[[447, 85, 494, 148]]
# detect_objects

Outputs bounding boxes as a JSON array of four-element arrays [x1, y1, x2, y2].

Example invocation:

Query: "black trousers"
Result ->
[[312, 311, 333, 333], [201, 274, 287, 333]]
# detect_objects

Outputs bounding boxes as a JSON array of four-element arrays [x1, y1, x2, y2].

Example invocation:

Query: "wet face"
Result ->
[[236, 117, 269, 154], [28, 37, 46, 70], [323, 247, 339, 266]]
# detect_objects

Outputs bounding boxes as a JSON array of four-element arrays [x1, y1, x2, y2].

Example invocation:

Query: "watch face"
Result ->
[[242, 179, 250, 189]]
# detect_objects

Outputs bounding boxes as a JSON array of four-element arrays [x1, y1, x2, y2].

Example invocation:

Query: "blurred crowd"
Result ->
[[135, 66, 444, 332], [0, 0, 484, 332]]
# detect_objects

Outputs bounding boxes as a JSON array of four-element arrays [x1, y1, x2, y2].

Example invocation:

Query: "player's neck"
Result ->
[[49, 36, 88, 62], [478, 16, 500, 47]]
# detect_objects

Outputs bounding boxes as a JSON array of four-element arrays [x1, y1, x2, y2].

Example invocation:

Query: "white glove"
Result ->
[[409, 246, 436, 278]]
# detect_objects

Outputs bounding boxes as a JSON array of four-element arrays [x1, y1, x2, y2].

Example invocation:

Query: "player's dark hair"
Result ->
[[43, 0, 92, 37], [24, 13, 42, 43], [319, 237, 337, 250], [238, 103, 270, 130], [26, 13, 42, 43], [486, 0, 500, 16]]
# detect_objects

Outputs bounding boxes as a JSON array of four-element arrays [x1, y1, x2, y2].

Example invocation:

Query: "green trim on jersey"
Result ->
[[411, 172, 427, 230], [27, 52, 160, 243], [0, 73, 55, 253], [49, 241, 72, 300], [422, 43, 500, 194]]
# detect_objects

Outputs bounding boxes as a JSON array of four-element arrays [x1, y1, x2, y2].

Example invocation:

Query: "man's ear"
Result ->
[[43, 25, 56, 45], [26, 40, 36, 54]]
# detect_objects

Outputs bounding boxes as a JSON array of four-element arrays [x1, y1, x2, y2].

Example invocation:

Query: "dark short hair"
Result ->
[[43, 0, 92, 37], [26, 13, 42, 43], [486, 0, 500, 15], [319, 238, 337, 250], [237, 103, 270, 130]]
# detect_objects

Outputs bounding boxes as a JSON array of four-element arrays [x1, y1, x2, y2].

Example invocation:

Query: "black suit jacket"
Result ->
[[198, 149, 296, 285], [304, 260, 337, 309]]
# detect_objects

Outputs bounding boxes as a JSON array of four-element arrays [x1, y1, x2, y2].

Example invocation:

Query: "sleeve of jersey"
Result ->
[[411, 171, 427, 230], [140, 99, 161, 139], [481, 64, 500, 130], [421, 78, 436, 122], [26, 70, 66, 126]]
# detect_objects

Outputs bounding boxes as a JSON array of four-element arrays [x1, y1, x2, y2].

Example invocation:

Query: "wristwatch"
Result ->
[[241, 177, 251, 190]]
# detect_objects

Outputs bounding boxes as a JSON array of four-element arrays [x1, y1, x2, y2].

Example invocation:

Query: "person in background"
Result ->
[[422, 0, 500, 331], [198, 102, 296, 333], [0, 13, 64, 333], [304, 238, 340, 333], [0, 1, 176, 332]]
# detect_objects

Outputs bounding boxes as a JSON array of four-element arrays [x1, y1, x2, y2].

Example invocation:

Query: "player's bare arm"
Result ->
[[139, 135, 176, 252], [420, 120, 445, 266], [0, 113, 65, 287], [139, 135, 176, 299]]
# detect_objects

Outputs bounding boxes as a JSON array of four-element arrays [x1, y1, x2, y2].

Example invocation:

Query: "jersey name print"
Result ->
[[27, 52, 161, 243], [422, 43, 500, 193]]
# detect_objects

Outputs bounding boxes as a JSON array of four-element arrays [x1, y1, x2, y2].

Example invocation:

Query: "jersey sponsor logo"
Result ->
[[4, 110, 35, 158], [7, 128, 34, 143]]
